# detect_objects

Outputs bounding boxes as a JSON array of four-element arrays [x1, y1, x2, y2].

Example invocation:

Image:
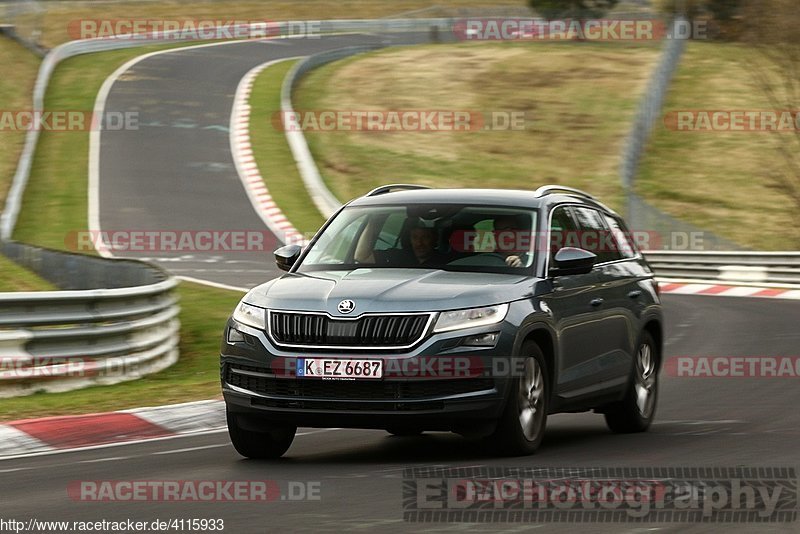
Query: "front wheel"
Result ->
[[489, 342, 549, 456], [227, 411, 296, 459], [604, 331, 658, 433]]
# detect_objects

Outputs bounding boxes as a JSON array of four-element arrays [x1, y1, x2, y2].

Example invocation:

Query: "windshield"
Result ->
[[297, 204, 538, 274]]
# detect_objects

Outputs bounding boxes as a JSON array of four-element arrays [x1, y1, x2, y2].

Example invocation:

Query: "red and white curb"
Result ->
[[0, 400, 224, 459], [658, 280, 800, 300], [230, 57, 308, 247]]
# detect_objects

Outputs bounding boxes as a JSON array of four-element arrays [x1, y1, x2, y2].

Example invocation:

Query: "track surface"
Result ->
[[14, 33, 797, 532], [97, 33, 429, 289], [2, 295, 799, 532]]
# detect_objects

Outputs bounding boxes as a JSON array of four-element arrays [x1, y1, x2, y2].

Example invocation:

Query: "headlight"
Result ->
[[232, 301, 266, 330], [433, 304, 509, 333]]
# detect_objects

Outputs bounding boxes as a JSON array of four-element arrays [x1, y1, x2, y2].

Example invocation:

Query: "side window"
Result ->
[[549, 206, 577, 265], [571, 207, 620, 264], [374, 212, 404, 251], [323, 214, 367, 263], [603, 214, 637, 260]]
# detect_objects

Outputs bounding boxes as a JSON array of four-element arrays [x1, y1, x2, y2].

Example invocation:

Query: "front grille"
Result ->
[[225, 363, 494, 402], [269, 311, 430, 348]]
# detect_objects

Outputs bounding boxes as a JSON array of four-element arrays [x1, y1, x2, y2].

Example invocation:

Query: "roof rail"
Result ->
[[365, 184, 432, 197], [533, 185, 596, 200]]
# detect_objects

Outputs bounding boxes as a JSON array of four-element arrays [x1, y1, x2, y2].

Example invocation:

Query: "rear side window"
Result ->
[[603, 214, 637, 259], [570, 206, 620, 264]]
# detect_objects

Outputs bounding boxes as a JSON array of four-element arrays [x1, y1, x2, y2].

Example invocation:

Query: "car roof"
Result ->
[[348, 188, 615, 214]]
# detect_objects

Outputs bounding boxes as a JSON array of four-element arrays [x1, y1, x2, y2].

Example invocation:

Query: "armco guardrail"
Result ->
[[0, 242, 179, 397], [644, 251, 800, 285]]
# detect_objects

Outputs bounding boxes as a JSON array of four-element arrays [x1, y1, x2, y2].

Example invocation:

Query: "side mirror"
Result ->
[[550, 247, 596, 277], [275, 244, 302, 271]]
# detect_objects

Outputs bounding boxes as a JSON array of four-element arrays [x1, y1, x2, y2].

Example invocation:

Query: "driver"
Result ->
[[493, 214, 530, 267]]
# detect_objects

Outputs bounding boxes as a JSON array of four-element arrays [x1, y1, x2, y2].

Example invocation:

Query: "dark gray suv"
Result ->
[[221, 185, 664, 458]]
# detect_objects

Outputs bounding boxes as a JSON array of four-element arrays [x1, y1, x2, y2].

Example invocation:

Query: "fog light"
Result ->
[[227, 328, 245, 343], [462, 332, 499, 347]]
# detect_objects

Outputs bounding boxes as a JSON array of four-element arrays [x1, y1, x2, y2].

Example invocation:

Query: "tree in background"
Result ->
[[741, 0, 800, 221], [657, 0, 744, 38], [528, 0, 620, 19]]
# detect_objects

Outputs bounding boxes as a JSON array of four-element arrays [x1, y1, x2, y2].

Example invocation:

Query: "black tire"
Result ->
[[227, 411, 296, 459], [386, 427, 424, 437], [489, 342, 549, 456], [604, 331, 658, 433]]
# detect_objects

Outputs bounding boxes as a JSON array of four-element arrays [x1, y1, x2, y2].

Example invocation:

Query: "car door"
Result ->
[[570, 206, 635, 389], [539, 205, 608, 399]]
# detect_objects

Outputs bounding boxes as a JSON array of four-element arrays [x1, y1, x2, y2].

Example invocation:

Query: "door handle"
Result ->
[[590, 298, 604, 307], [627, 290, 642, 299]]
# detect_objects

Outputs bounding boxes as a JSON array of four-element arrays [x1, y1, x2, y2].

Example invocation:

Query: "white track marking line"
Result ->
[[153, 444, 228, 456], [229, 57, 308, 247], [176, 275, 248, 292], [0, 427, 345, 462], [79, 456, 132, 464]]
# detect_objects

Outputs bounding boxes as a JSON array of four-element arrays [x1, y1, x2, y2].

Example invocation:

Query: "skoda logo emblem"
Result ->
[[337, 300, 356, 314]]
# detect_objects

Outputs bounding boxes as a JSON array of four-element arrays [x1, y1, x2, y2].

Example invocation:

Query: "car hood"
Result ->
[[245, 268, 537, 315]]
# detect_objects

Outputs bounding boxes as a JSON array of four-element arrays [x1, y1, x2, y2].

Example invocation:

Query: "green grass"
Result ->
[[637, 41, 800, 250], [249, 59, 326, 234], [2, 41, 248, 420], [293, 42, 663, 213], [0, 255, 56, 292], [0, 40, 40, 204]]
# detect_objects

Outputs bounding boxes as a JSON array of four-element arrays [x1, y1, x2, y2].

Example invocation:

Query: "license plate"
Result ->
[[296, 358, 383, 379]]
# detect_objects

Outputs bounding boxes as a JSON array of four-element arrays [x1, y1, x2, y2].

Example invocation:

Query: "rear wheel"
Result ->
[[489, 342, 548, 456], [227, 411, 296, 459], [604, 331, 658, 433]]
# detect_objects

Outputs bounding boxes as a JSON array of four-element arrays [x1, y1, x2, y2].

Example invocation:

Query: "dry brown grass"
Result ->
[[295, 41, 661, 208], [637, 42, 800, 249]]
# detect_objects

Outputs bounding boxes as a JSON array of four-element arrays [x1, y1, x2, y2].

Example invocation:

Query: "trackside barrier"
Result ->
[[644, 251, 800, 285], [0, 242, 179, 397]]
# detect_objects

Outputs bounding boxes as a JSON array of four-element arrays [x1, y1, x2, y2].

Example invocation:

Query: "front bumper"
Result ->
[[220, 317, 517, 430]]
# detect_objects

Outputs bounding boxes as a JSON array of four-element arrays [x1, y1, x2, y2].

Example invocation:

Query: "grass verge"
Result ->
[[0, 255, 56, 292], [0, 39, 39, 204], [249, 59, 326, 234], [637, 41, 799, 250], [2, 41, 246, 420], [293, 42, 663, 213]]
